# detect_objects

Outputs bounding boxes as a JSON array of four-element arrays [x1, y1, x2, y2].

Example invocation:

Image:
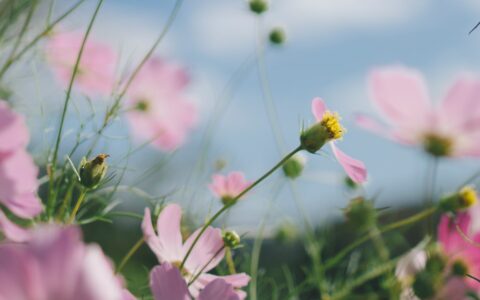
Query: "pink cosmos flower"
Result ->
[[150, 263, 240, 300], [357, 66, 480, 157], [0, 101, 41, 241], [0, 226, 126, 300], [209, 171, 251, 202], [142, 204, 250, 298], [45, 31, 117, 97], [125, 58, 197, 151], [310, 98, 367, 183]]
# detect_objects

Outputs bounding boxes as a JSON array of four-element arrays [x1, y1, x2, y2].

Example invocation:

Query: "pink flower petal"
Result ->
[[197, 279, 239, 300], [330, 143, 367, 183], [311, 97, 327, 122], [0, 210, 30, 242], [354, 113, 392, 140], [368, 66, 432, 128], [142, 208, 168, 263], [150, 263, 190, 300], [155, 204, 184, 262], [122, 289, 137, 300], [209, 174, 227, 198], [0, 101, 29, 154], [182, 227, 224, 274]]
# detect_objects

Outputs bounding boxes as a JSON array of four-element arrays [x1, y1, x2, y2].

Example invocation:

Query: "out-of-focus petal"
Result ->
[[197, 279, 239, 300], [155, 204, 184, 262], [311, 97, 326, 122], [0, 101, 29, 154], [0, 210, 30, 242], [142, 208, 167, 262], [150, 263, 190, 300], [330, 143, 367, 183], [182, 227, 224, 274]]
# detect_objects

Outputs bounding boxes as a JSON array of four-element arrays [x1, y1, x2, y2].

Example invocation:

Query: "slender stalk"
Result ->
[[6, 0, 37, 62], [425, 156, 438, 234], [116, 237, 144, 274], [324, 206, 437, 270], [180, 145, 303, 270], [225, 247, 237, 274], [67, 188, 87, 224], [46, 0, 103, 217]]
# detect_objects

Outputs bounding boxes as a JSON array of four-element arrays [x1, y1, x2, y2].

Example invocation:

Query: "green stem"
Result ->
[[225, 247, 237, 274], [324, 206, 437, 270], [116, 237, 144, 274], [56, 179, 75, 221], [67, 189, 87, 224], [180, 145, 303, 270], [46, 0, 103, 218]]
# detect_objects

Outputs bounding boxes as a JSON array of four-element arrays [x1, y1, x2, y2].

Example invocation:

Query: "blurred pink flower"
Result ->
[[0, 101, 41, 241], [150, 262, 240, 300], [311, 98, 367, 183], [45, 31, 117, 97], [357, 66, 480, 157], [0, 226, 126, 300], [142, 204, 249, 298], [209, 171, 251, 201], [125, 58, 197, 151]]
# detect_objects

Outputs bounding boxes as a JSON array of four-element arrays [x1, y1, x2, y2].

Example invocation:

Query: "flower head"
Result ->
[[209, 172, 251, 205], [45, 31, 117, 97], [0, 101, 41, 241], [301, 97, 367, 183], [142, 204, 250, 298], [0, 226, 126, 300], [126, 58, 197, 151], [357, 66, 480, 158]]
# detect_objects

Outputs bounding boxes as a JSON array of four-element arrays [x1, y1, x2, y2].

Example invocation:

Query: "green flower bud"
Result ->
[[412, 271, 436, 299], [344, 197, 377, 231], [439, 186, 478, 213], [274, 223, 297, 244], [344, 176, 359, 190], [269, 27, 286, 45], [300, 123, 330, 153], [249, 0, 268, 14], [79, 154, 109, 189], [223, 230, 241, 249], [452, 260, 468, 277], [282, 154, 306, 179]]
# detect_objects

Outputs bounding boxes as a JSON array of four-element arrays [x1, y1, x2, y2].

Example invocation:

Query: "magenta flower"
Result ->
[[46, 31, 117, 97], [0, 101, 41, 241], [209, 171, 251, 204], [309, 98, 367, 183], [150, 263, 240, 300], [125, 58, 197, 151], [142, 204, 250, 298], [357, 66, 480, 157], [0, 226, 126, 300]]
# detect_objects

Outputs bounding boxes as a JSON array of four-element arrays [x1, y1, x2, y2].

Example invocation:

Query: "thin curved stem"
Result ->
[[116, 237, 144, 274], [67, 188, 87, 224]]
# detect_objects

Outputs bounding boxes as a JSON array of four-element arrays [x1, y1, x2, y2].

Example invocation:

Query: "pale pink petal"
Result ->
[[330, 143, 367, 183], [436, 277, 470, 300], [226, 172, 250, 196], [0, 101, 29, 154], [368, 66, 432, 128], [122, 289, 137, 300], [182, 227, 225, 274], [197, 279, 239, 300], [150, 263, 190, 300], [311, 97, 326, 122], [196, 273, 249, 300], [395, 247, 427, 280], [155, 204, 184, 262], [354, 113, 394, 140], [0, 210, 30, 242], [142, 208, 167, 263], [209, 175, 227, 198]]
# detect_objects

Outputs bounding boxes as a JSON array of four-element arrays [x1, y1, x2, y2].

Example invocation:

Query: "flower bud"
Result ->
[[412, 271, 436, 299], [439, 186, 478, 213], [452, 260, 468, 277], [249, 0, 268, 14], [282, 153, 306, 179], [79, 154, 109, 189], [223, 230, 241, 249], [269, 27, 286, 45], [344, 197, 377, 231], [300, 123, 330, 153]]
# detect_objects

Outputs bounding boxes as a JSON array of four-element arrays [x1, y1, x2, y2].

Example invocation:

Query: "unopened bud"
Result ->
[[269, 27, 286, 45], [344, 197, 376, 231], [223, 230, 241, 249], [451, 260, 468, 277], [249, 0, 268, 14], [282, 153, 306, 179], [412, 271, 436, 299], [439, 186, 478, 213], [79, 154, 109, 189], [300, 123, 330, 153]]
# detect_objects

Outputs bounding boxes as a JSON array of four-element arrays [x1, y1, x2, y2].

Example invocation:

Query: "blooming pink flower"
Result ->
[[311, 98, 367, 183], [0, 226, 126, 300], [357, 66, 480, 157], [209, 171, 251, 201], [142, 204, 249, 298], [125, 58, 197, 151], [150, 263, 240, 300], [45, 31, 117, 97], [0, 101, 41, 241]]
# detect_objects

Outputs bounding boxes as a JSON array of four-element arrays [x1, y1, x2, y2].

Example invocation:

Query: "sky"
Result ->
[[9, 0, 480, 232]]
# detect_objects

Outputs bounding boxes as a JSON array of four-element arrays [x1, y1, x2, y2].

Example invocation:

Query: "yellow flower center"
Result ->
[[171, 261, 190, 277], [423, 134, 452, 157], [459, 186, 477, 208], [320, 111, 344, 140]]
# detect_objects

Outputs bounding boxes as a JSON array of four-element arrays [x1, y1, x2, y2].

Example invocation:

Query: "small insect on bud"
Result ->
[[79, 154, 109, 189], [343, 197, 377, 232], [249, 0, 268, 14], [282, 153, 306, 179], [439, 185, 478, 213], [223, 230, 241, 249], [269, 27, 286, 45]]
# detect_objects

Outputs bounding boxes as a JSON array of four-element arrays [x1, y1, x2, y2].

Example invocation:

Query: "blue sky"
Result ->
[[10, 0, 480, 232]]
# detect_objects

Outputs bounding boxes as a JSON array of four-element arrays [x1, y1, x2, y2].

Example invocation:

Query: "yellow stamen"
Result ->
[[320, 111, 344, 140], [459, 186, 477, 208]]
